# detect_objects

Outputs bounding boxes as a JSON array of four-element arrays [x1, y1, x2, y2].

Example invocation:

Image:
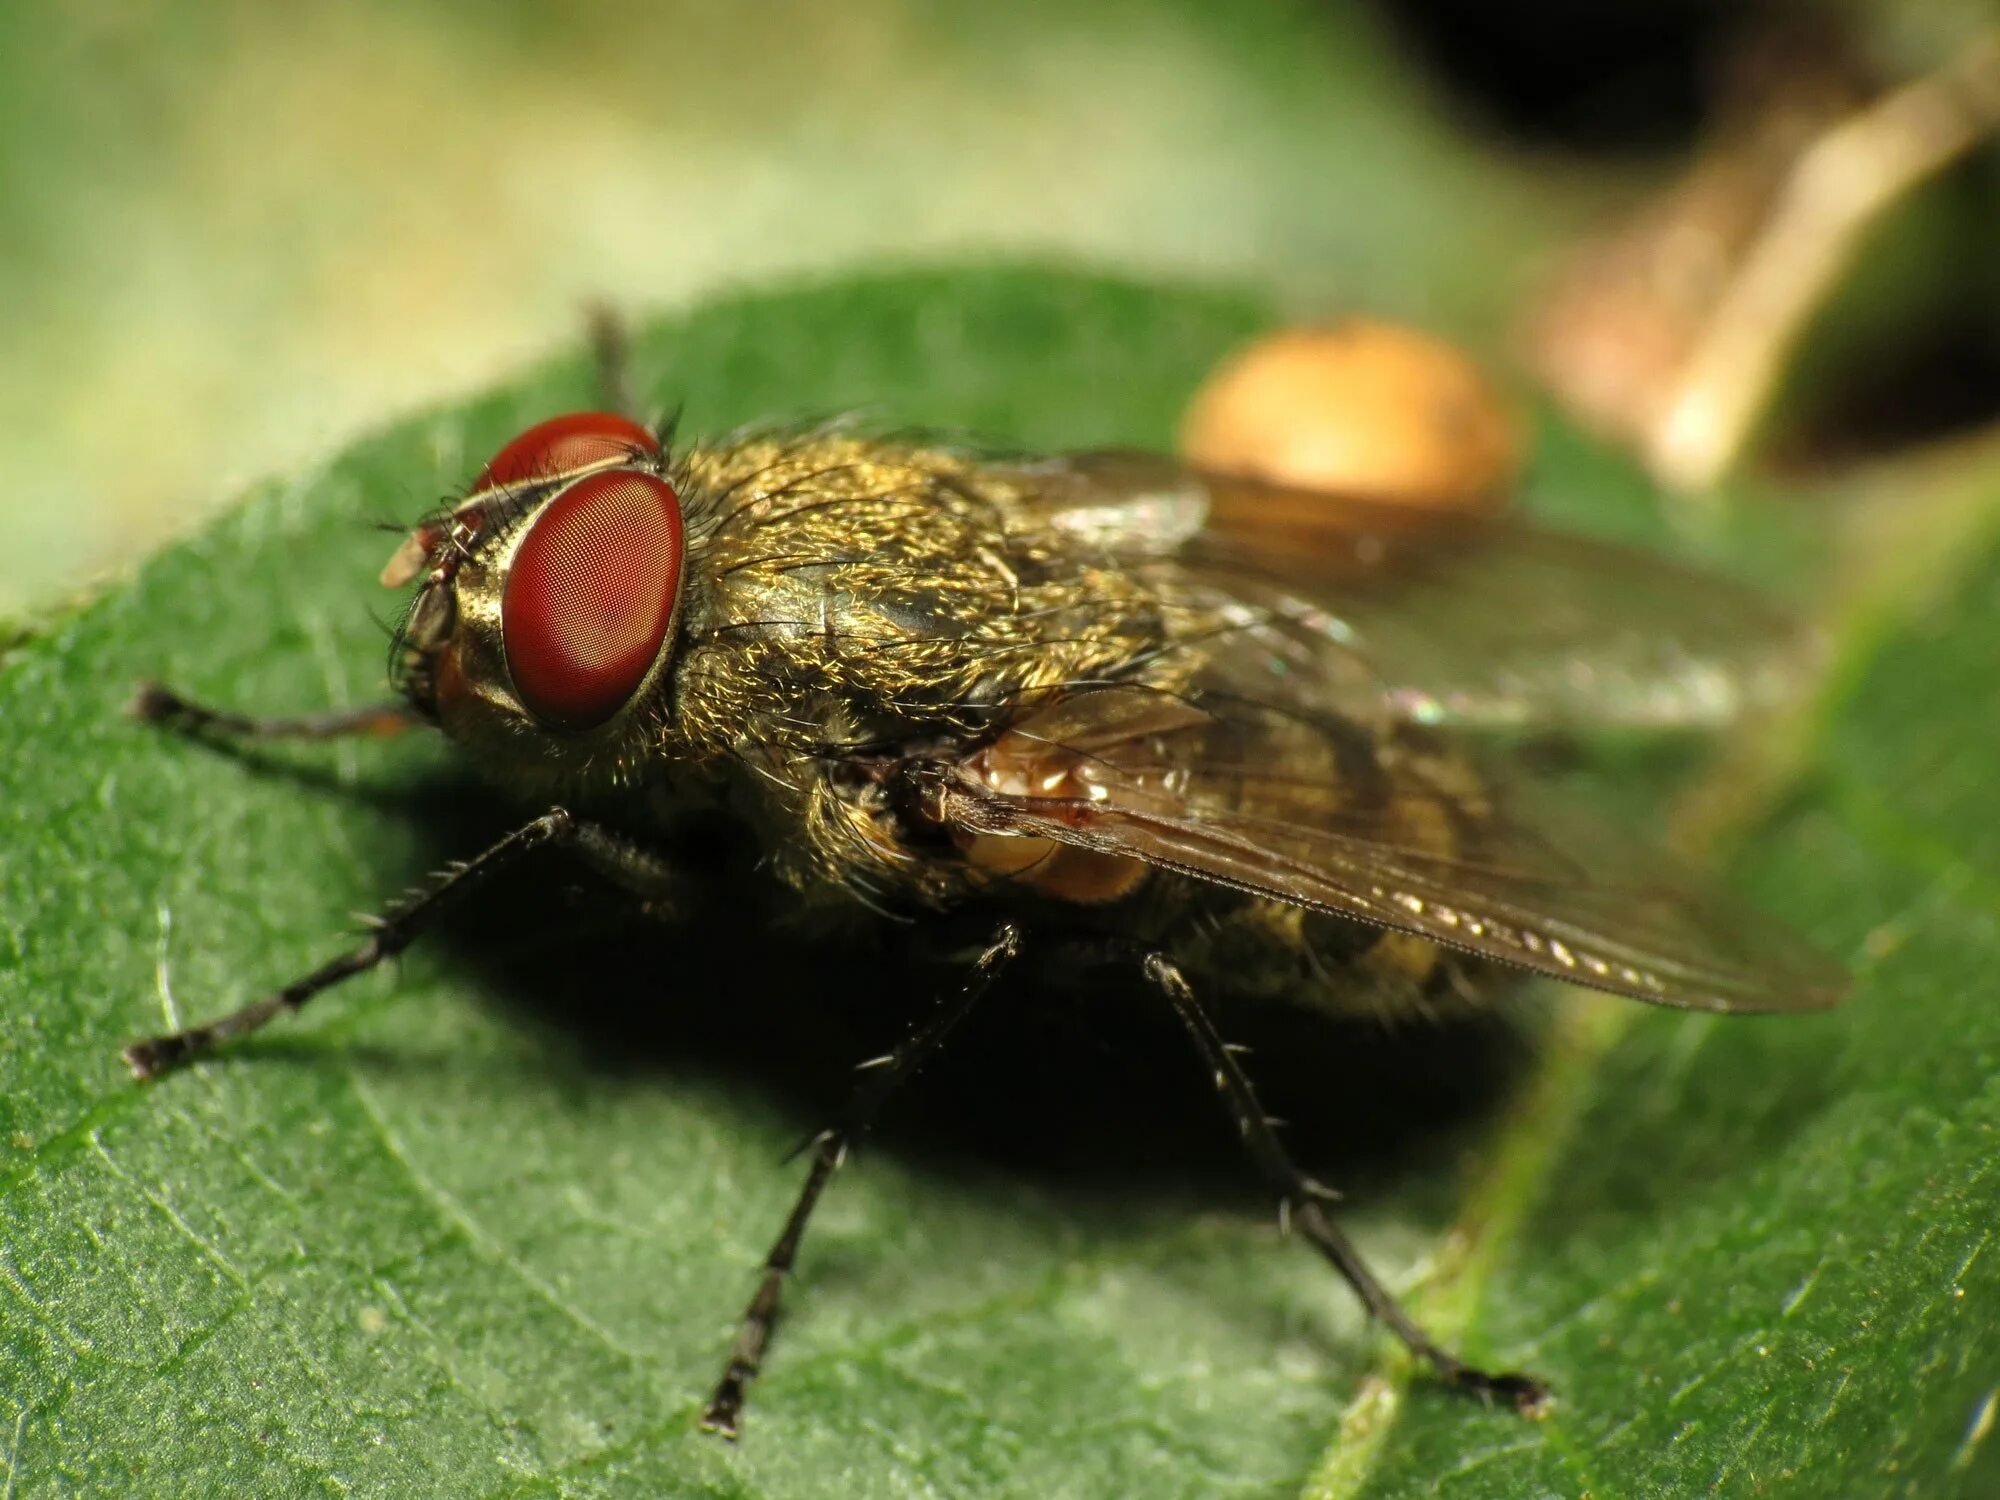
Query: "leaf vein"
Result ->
[[342, 1069, 656, 1370]]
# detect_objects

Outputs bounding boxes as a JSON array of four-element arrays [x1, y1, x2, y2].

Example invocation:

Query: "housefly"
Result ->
[[124, 403, 1848, 1437]]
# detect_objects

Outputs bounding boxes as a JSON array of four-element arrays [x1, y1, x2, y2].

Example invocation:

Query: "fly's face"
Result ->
[[385, 413, 688, 789]]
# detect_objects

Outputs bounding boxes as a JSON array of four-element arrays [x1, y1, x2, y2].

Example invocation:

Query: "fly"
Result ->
[[123, 393, 1848, 1437]]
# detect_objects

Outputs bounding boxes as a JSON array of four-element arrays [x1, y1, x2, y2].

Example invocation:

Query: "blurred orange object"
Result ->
[[1180, 321, 1521, 512]]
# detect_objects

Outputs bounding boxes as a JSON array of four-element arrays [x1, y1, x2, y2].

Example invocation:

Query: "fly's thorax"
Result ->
[[664, 433, 1199, 767]]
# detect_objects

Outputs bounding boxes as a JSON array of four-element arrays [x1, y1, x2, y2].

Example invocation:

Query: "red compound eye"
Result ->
[[502, 470, 685, 730], [473, 411, 659, 493]]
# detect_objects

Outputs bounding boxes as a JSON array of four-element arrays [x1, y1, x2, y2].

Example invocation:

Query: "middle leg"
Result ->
[[701, 921, 1024, 1438]]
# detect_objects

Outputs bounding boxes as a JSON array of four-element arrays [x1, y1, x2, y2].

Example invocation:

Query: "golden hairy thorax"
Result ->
[[659, 433, 1217, 900], [671, 434, 1200, 753]]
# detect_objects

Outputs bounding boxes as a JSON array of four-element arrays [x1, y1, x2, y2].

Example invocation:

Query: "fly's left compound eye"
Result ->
[[502, 469, 685, 730], [473, 411, 660, 492]]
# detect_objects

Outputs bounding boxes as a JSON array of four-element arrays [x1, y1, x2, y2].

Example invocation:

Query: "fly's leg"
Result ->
[[584, 304, 679, 446], [1138, 951, 1551, 1415], [123, 807, 592, 1079], [587, 302, 637, 421], [127, 682, 684, 1072], [133, 680, 418, 741], [565, 817, 682, 912], [702, 922, 1023, 1440], [138, 681, 677, 904]]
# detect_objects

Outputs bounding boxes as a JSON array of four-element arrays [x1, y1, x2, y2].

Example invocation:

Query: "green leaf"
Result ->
[[3, 266, 1997, 1498]]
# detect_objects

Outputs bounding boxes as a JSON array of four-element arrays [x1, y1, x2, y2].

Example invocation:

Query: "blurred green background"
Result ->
[[8, 0, 1994, 617], [7, 0, 1994, 615], [0, 0, 1565, 614]]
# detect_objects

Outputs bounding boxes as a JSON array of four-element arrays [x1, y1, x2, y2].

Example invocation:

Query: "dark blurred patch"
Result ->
[[1510, 24, 1999, 477], [1778, 318, 2000, 472], [1366, 0, 1765, 149], [404, 771, 1532, 1207], [1763, 141, 2000, 470]]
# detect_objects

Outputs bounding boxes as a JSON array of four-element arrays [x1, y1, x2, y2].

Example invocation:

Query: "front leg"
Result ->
[[126, 679, 690, 1074], [132, 680, 419, 741], [123, 808, 590, 1078], [567, 817, 681, 911]]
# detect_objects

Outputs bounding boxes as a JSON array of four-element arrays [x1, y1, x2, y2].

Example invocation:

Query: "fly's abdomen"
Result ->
[[1170, 890, 1486, 1021]]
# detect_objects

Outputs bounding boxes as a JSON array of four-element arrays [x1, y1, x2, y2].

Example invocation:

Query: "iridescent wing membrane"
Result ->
[[943, 454, 1846, 1013], [1010, 452, 1819, 732]]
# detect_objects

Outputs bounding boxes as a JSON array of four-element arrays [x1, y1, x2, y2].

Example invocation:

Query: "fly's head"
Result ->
[[385, 412, 690, 791]]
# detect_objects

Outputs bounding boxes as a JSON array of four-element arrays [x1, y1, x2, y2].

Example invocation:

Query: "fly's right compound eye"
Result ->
[[381, 413, 662, 590], [473, 410, 660, 492], [501, 469, 686, 731]]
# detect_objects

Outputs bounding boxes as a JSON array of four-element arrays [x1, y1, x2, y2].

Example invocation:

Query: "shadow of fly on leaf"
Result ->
[[118, 377, 1847, 1441]]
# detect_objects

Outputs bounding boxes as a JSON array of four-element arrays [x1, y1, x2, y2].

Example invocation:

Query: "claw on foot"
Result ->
[[122, 1033, 191, 1081], [700, 1391, 745, 1441], [1456, 1367, 1553, 1418]]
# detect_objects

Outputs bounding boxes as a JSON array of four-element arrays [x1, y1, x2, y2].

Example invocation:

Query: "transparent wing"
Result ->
[[939, 685, 1846, 1013], [1003, 451, 1820, 732]]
